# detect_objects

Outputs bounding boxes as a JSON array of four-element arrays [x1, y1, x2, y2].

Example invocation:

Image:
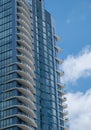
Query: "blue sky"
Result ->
[[45, 0, 91, 57], [45, 0, 91, 130]]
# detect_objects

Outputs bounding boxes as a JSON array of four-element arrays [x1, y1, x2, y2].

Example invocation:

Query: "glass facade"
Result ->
[[0, 0, 68, 130], [0, 0, 36, 129], [0, 0, 13, 129]]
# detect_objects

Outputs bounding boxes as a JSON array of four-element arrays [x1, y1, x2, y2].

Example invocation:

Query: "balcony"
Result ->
[[17, 55, 34, 70], [55, 57, 63, 64], [64, 118, 68, 123], [18, 105, 36, 119], [60, 117, 68, 123], [17, 47, 34, 61], [62, 103, 68, 109], [17, 39, 33, 52], [63, 110, 68, 116], [0, 124, 33, 130], [59, 109, 68, 116], [17, 19, 31, 33], [61, 97, 67, 102], [16, 78, 35, 94], [56, 70, 64, 76], [57, 82, 65, 88], [54, 34, 61, 42], [17, 32, 32, 45], [17, 114, 37, 128], [16, 62, 35, 78], [58, 89, 66, 95], [17, 96, 36, 110], [64, 127, 69, 130], [55, 45, 62, 53], [17, 124, 32, 130], [17, 12, 31, 27], [17, 0, 31, 14], [16, 70, 34, 86], [17, 25, 31, 38], [17, 87, 35, 102], [17, 5, 31, 21], [59, 125, 69, 130]]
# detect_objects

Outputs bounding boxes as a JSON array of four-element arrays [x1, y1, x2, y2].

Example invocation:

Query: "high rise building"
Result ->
[[0, 0, 68, 130]]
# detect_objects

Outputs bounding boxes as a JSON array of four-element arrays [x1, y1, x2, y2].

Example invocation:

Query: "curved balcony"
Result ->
[[17, 12, 31, 27], [17, 6, 31, 22], [16, 70, 34, 86], [57, 82, 65, 88], [58, 89, 66, 95], [16, 78, 35, 94], [2, 96, 36, 111], [1, 87, 35, 106], [59, 110, 68, 116], [58, 102, 67, 110], [54, 34, 61, 42], [17, 39, 32, 52], [56, 70, 64, 77], [18, 105, 36, 119], [18, 124, 32, 130], [17, 26, 31, 39], [62, 103, 68, 109], [60, 117, 68, 123], [58, 102, 68, 111], [55, 45, 62, 53], [0, 113, 37, 129], [15, 79, 34, 94], [59, 125, 68, 130], [17, 55, 34, 70], [1, 104, 36, 122], [16, 62, 35, 78], [17, 114, 37, 128], [64, 118, 68, 123], [0, 124, 32, 130], [17, 47, 34, 61], [58, 103, 63, 108], [17, 0, 31, 14], [63, 111, 68, 116], [0, 104, 36, 129], [61, 97, 67, 102], [17, 96, 36, 110], [64, 127, 69, 130], [17, 87, 35, 102], [55, 57, 63, 64], [23, 0, 32, 11], [17, 19, 31, 33], [17, 33, 32, 48]]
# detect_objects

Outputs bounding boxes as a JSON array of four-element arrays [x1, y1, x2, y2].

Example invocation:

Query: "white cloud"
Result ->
[[67, 89, 91, 130], [61, 46, 91, 129], [62, 46, 91, 83]]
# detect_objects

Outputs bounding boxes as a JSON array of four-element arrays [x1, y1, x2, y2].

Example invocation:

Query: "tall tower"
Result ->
[[0, 0, 36, 129], [0, 0, 68, 130]]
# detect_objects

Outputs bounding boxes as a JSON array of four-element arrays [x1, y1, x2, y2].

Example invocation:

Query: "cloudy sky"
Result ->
[[45, 0, 91, 130]]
